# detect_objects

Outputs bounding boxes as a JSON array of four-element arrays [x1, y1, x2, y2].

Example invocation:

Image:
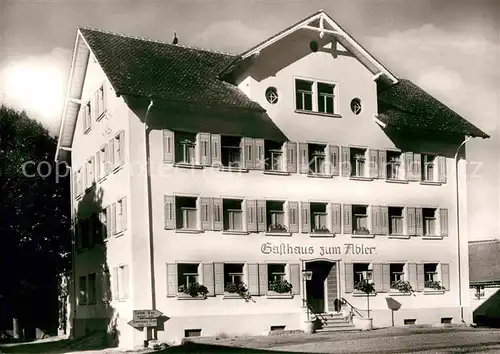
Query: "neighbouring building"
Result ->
[[469, 240, 500, 326], [55, 10, 489, 349]]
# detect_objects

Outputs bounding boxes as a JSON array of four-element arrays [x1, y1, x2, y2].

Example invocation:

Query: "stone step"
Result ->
[[321, 322, 355, 328], [316, 326, 360, 333]]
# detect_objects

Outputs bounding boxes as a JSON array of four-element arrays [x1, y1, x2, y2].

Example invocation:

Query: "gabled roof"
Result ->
[[220, 10, 398, 83], [469, 240, 500, 285], [377, 79, 490, 139], [78, 27, 263, 110]]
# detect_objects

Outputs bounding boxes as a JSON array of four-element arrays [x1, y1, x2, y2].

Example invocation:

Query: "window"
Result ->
[[295, 79, 337, 115], [96, 86, 105, 119], [267, 200, 286, 232], [265, 141, 284, 171], [78, 276, 87, 305], [311, 202, 329, 233], [352, 205, 369, 234], [175, 132, 196, 164], [265, 87, 279, 104], [295, 80, 313, 111], [423, 208, 437, 236], [350, 98, 362, 115], [389, 207, 404, 235], [178, 264, 199, 290], [390, 264, 405, 289], [422, 154, 436, 181], [387, 151, 403, 180], [102, 270, 111, 302], [317, 82, 335, 114], [223, 199, 243, 231], [424, 263, 439, 287], [353, 263, 372, 286], [350, 148, 367, 177], [175, 196, 198, 230], [268, 264, 286, 284], [221, 136, 242, 168], [308, 144, 327, 174], [84, 101, 92, 132], [224, 263, 244, 287], [88, 273, 97, 304]]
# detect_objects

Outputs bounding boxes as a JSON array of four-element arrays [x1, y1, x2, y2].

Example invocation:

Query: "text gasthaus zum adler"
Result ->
[[260, 242, 376, 257]]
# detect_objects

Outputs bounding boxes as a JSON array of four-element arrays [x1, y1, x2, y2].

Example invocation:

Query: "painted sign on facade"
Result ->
[[260, 242, 376, 257]]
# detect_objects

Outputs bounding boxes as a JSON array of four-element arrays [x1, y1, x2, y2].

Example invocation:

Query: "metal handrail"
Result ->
[[341, 297, 364, 318], [301, 299, 328, 324]]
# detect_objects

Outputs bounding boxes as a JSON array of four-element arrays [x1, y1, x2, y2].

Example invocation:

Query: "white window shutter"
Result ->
[[163, 130, 174, 163], [298, 143, 309, 174], [119, 131, 125, 165], [214, 262, 224, 295], [247, 263, 259, 295], [441, 263, 450, 290], [164, 195, 175, 230], [343, 204, 352, 234], [415, 208, 423, 236], [211, 134, 221, 167], [202, 263, 215, 296], [406, 207, 416, 236], [243, 138, 254, 169], [256, 200, 266, 232], [246, 200, 257, 232], [369, 149, 379, 178], [288, 201, 299, 233], [258, 263, 268, 295], [198, 133, 211, 166], [166, 263, 177, 297], [416, 264, 425, 291], [286, 142, 298, 173], [254, 139, 265, 170], [371, 205, 381, 235], [380, 206, 389, 235], [378, 150, 387, 179], [120, 197, 127, 232], [440, 208, 449, 237], [341, 147, 350, 177], [344, 263, 353, 293], [382, 264, 390, 292], [300, 201, 310, 233], [438, 156, 447, 183], [111, 203, 116, 235], [212, 198, 223, 231], [330, 203, 341, 234], [290, 263, 300, 295]]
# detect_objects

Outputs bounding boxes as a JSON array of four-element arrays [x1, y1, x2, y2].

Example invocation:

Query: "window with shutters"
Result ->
[[223, 199, 243, 231], [78, 276, 87, 305], [388, 207, 404, 235], [352, 205, 369, 234], [295, 79, 338, 115], [267, 200, 287, 232], [102, 270, 111, 302], [350, 148, 367, 177], [387, 151, 403, 180], [424, 263, 440, 289], [175, 132, 196, 165], [389, 264, 405, 289], [268, 264, 286, 283], [422, 154, 437, 181], [353, 263, 372, 287], [308, 144, 327, 174], [175, 196, 198, 230], [423, 208, 437, 236], [84, 101, 92, 133], [265, 141, 284, 172], [96, 86, 105, 119], [224, 263, 244, 290], [310, 202, 330, 233], [221, 136, 243, 168], [88, 273, 97, 304], [177, 263, 200, 292]]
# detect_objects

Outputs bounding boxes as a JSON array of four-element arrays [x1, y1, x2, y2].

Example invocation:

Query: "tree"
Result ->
[[0, 104, 71, 336]]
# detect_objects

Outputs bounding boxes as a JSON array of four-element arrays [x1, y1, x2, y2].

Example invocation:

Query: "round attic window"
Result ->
[[351, 98, 362, 115], [309, 41, 319, 52], [265, 87, 279, 104]]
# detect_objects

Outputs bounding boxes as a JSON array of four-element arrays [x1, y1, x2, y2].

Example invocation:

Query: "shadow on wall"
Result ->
[[66, 182, 120, 349], [474, 289, 500, 328]]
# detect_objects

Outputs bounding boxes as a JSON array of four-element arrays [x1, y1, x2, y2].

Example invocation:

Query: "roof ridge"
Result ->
[[77, 25, 239, 56], [469, 239, 500, 244]]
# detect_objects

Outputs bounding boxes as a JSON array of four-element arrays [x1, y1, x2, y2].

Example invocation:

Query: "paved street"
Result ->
[[2, 327, 500, 353]]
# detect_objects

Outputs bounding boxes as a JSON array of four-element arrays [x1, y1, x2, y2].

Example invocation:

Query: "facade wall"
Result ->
[[70, 29, 472, 349]]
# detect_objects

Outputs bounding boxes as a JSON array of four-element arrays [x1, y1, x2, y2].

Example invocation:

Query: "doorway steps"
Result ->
[[312, 312, 359, 333]]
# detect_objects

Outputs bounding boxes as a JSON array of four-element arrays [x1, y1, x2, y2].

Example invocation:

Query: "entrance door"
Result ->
[[306, 261, 338, 313]]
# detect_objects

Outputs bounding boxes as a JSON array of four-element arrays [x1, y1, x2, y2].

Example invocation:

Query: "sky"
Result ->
[[0, 0, 498, 241]]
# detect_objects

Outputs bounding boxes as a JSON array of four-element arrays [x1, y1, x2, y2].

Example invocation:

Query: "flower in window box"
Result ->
[[268, 279, 293, 294], [312, 226, 330, 233], [268, 224, 288, 233], [354, 227, 370, 235], [225, 282, 248, 295], [424, 280, 444, 290], [178, 285, 186, 293], [390, 280, 414, 294]]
